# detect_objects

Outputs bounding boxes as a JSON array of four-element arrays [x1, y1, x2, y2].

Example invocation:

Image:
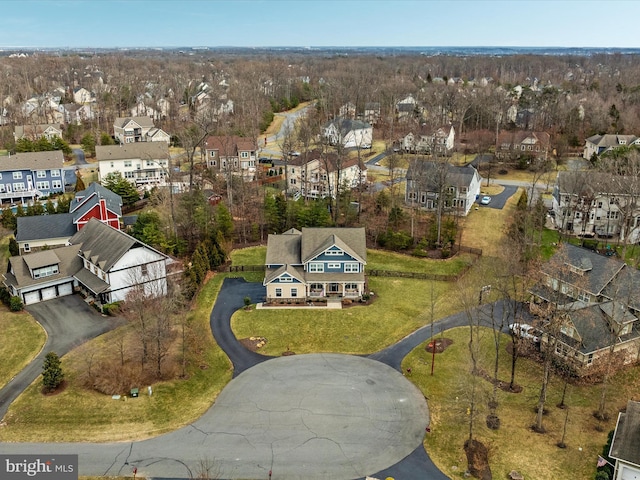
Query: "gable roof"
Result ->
[[325, 118, 371, 135], [0, 150, 64, 172], [586, 134, 639, 148], [70, 182, 123, 219], [5, 245, 82, 289], [265, 232, 302, 266], [114, 116, 155, 129], [14, 124, 62, 138], [263, 264, 305, 284], [556, 171, 640, 197], [69, 218, 143, 271], [544, 244, 625, 296], [16, 213, 76, 242], [610, 400, 640, 467], [204, 136, 257, 156], [406, 160, 480, 190], [300, 228, 366, 264], [96, 142, 168, 162]]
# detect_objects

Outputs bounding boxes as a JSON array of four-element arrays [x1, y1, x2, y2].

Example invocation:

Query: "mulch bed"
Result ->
[[425, 338, 453, 353], [239, 336, 267, 352], [475, 366, 523, 394]]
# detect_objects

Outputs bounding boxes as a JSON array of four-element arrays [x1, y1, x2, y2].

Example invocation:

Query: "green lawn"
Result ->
[[230, 246, 267, 265], [405, 327, 623, 480], [0, 274, 234, 442], [367, 249, 476, 275], [233, 276, 459, 355], [0, 307, 46, 389]]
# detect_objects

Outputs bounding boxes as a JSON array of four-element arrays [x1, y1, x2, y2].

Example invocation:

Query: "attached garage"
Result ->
[[58, 283, 73, 296], [41, 286, 57, 301], [23, 291, 40, 305]]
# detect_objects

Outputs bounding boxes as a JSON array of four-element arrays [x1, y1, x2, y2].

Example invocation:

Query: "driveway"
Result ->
[[0, 281, 526, 480], [0, 295, 125, 419], [477, 184, 518, 209], [72, 148, 87, 165]]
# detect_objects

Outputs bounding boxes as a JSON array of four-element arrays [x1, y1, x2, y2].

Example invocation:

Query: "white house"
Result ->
[[286, 149, 367, 199], [73, 87, 93, 105], [323, 118, 372, 148], [14, 124, 63, 142], [405, 160, 482, 216], [401, 125, 456, 155], [113, 116, 170, 144], [97, 142, 170, 188], [583, 134, 640, 160], [3, 218, 168, 305]]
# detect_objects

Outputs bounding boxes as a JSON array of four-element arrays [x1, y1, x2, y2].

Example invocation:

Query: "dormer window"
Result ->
[[33, 264, 59, 279]]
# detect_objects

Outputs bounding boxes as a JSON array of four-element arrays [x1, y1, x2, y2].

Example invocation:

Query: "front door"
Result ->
[[328, 283, 340, 295]]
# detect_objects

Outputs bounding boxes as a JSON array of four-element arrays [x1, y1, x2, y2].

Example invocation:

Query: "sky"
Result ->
[[0, 0, 639, 49]]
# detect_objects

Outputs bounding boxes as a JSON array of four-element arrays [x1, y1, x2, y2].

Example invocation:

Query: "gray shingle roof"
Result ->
[[406, 160, 480, 190], [300, 228, 366, 264], [96, 142, 168, 162], [556, 171, 640, 196], [16, 213, 76, 242], [114, 116, 155, 129], [70, 182, 123, 220], [265, 231, 302, 267], [22, 250, 61, 270], [0, 150, 64, 172], [545, 244, 625, 296], [69, 218, 140, 271], [602, 266, 640, 312], [74, 268, 110, 294], [610, 401, 640, 466], [5, 245, 82, 289]]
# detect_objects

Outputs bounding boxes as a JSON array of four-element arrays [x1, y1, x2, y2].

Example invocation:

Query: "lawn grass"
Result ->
[[405, 326, 625, 480], [232, 276, 460, 355], [459, 187, 520, 257], [0, 306, 46, 389], [230, 245, 267, 266], [0, 274, 234, 442], [541, 228, 560, 260], [367, 249, 476, 275]]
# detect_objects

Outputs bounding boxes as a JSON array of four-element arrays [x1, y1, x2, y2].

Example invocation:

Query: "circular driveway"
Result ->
[[200, 353, 429, 479]]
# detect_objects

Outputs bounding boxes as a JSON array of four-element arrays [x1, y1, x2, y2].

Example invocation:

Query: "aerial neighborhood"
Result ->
[[1, 44, 640, 480]]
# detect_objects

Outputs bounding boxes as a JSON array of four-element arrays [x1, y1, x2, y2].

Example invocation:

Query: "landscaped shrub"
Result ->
[[377, 229, 413, 251], [9, 296, 23, 312], [102, 302, 121, 316]]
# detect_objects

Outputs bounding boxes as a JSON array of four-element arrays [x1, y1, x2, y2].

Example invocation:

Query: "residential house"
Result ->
[[495, 131, 550, 161], [552, 171, 640, 241], [609, 400, 640, 480], [97, 142, 169, 188], [73, 87, 93, 105], [0, 151, 65, 204], [364, 102, 381, 125], [15, 182, 123, 255], [14, 124, 63, 142], [113, 116, 170, 144], [405, 160, 482, 216], [264, 227, 367, 301], [339, 102, 356, 119], [583, 134, 640, 160], [323, 118, 373, 148], [58, 103, 93, 125], [396, 95, 418, 121], [3, 218, 168, 305], [529, 243, 640, 374], [286, 149, 366, 199], [401, 125, 456, 155], [203, 135, 257, 178]]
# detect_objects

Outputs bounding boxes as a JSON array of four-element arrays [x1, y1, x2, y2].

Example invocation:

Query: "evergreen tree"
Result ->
[[42, 351, 64, 393], [45, 199, 56, 215], [215, 203, 234, 240], [74, 172, 86, 192], [102, 172, 140, 206], [8, 237, 19, 256], [56, 195, 71, 213], [1, 208, 16, 230]]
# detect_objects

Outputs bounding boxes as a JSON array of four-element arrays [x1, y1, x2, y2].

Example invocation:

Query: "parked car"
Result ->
[[509, 323, 540, 343], [480, 196, 491, 205], [361, 143, 372, 149], [288, 151, 301, 157]]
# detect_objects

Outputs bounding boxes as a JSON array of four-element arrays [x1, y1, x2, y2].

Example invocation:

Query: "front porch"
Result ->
[[307, 281, 364, 299]]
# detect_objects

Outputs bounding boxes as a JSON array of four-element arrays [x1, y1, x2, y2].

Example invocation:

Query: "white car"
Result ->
[[480, 196, 491, 205], [509, 323, 540, 343]]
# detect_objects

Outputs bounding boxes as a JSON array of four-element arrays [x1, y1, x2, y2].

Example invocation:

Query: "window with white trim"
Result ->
[[36, 181, 49, 190], [279, 276, 292, 282], [124, 171, 135, 179], [308, 262, 324, 272], [327, 263, 340, 269], [50, 169, 60, 177], [241, 151, 249, 158], [344, 263, 359, 273], [124, 160, 132, 168], [24, 243, 30, 252], [13, 183, 25, 192], [291, 288, 298, 297], [52, 180, 62, 189], [12, 172, 22, 179], [36, 170, 46, 178], [275, 288, 282, 297], [325, 250, 342, 256]]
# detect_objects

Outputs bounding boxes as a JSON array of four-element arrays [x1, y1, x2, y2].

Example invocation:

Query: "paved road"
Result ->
[[72, 148, 87, 165], [0, 295, 125, 419], [0, 280, 528, 480]]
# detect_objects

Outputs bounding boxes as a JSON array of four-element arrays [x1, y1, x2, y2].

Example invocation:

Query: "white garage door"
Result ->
[[41, 287, 57, 301], [23, 291, 40, 305], [58, 283, 73, 296]]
